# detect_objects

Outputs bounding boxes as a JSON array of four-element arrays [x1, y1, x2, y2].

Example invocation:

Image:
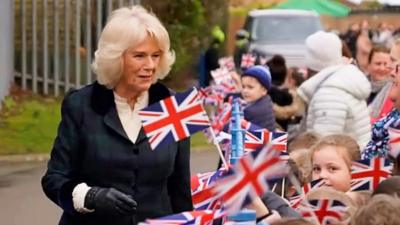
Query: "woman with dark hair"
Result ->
[[267, 55, 293, 130]]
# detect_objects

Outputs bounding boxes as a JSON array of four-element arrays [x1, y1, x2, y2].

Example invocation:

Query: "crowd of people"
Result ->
[[40, 4, 400, 225], [210, 20, 400, 225]]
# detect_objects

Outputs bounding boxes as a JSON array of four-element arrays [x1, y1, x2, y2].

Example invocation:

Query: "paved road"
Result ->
[[0, 150, 219, 225]]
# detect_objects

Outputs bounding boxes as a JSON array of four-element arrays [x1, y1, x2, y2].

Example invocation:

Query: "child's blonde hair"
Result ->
[[310, 134, 360, 168], [288, 131, 321, 153], [271, 218, 314, 225], [289, 149, 312, 184], [350, 194, 400, 225], [346, 191, 372, 209]]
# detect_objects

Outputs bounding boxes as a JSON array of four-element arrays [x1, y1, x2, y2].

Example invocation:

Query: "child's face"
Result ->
[[241, 76, 267, 103], [312, 146, 352, 192]]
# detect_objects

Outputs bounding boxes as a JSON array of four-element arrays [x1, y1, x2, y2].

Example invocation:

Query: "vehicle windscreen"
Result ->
[[251, 15, 322, 44]]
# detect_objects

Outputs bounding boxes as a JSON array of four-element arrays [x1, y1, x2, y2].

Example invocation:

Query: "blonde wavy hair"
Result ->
[[310, 134, 360, 168], [92, 5, 175, 89]]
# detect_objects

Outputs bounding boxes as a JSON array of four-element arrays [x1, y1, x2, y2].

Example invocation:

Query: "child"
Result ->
[[288, 131, 321, 153], [288, 132, 321, 184], [350, 194, 400, 225], [241, 65, 275, 131], [310, 134, 360, 192], [271, 218, 314, 225]]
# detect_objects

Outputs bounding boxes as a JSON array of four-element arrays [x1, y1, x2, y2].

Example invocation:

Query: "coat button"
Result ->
[[133, 146, 139, 154]]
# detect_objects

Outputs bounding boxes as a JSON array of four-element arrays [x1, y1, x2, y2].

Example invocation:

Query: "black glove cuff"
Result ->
[[84, 187, 100, 210]]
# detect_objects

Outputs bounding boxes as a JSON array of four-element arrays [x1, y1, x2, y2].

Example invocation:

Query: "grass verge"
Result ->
[[0, 91, 213, 155]]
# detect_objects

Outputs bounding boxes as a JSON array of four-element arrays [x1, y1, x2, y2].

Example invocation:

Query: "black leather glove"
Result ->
[[84, 187, 137, 216]]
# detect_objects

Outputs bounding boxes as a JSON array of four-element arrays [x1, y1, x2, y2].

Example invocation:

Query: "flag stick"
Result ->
[[271, 182, 277, 192], [281, 178, 285, 198], [208, 127, 229, 170]]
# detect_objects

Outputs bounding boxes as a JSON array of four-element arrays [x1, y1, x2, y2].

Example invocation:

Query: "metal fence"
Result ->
[[14, 0, 141, 97], [0, 0, 14, 108]]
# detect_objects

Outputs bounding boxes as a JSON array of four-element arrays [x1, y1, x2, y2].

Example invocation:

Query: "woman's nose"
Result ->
[[144, 56, 156, 69]]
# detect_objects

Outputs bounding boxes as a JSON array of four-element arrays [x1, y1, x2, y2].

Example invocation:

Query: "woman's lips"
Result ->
[[138, 75, 152, 79]]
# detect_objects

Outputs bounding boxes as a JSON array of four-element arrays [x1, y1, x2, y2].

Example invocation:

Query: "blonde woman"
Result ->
[[41, 6, 192, 225]]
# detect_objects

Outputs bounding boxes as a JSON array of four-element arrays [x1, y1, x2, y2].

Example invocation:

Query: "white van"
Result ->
[[238, 9, 324, 67]]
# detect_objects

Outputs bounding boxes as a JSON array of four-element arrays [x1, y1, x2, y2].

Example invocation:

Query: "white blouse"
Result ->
[[113, 91, 149, 143]]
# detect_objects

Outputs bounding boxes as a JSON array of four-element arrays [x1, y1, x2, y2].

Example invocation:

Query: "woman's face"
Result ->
[[241, 76, 267, 103], [119, 37, 162, 95], [388, 45, 400, 107], [368, 52, 391, 82], [312, 146, 352, 192]]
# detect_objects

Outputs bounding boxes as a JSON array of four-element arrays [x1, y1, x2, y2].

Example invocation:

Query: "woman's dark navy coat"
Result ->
[[41, 82, 193, 225]]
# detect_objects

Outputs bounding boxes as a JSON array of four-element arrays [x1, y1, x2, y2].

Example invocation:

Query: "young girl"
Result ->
[[241, 65, 276, 131], [310, 134, 360, 192]]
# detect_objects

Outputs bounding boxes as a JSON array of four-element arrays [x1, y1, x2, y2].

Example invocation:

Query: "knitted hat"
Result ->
[[242, 65, 272, 90], [305, 31, 343, 72]]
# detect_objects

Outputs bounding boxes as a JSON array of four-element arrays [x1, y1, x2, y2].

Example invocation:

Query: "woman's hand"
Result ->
[[84, 187, 137, 216]]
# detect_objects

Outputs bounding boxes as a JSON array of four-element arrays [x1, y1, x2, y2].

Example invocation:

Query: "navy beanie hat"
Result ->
[[242, 65, 272, 90]]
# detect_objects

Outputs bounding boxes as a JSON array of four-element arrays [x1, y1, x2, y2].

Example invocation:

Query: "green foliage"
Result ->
[[190, 132, 214, 151], [142, 1, 229, 87], [143, 0, 208, 83], [0, 96, 61, 154], [229, 2, 275, 16]]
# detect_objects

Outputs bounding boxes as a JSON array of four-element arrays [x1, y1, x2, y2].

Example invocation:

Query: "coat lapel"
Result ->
[[90, 82, 130, 141], [103, 105, 131, 141], [90, 81, 172, 143]]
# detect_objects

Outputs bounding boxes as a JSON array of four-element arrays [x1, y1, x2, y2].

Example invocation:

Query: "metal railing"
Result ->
[[14, 0, 140, 96]]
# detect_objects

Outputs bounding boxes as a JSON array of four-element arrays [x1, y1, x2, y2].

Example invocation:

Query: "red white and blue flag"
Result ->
[[289, 178, 326, 209], [218, 56, 235, 71], [244, 130, 288, 153], [240, 53, 256, 69], [299, 199, 347, 225], [141, 209, 224, 225], [213, 145, 288, 215], [139, 88, 210, 150], [211, 68, 232, 85], [211, 102, 233, 133], [350, 157, 392, 191], [191, 169, 226, 210]]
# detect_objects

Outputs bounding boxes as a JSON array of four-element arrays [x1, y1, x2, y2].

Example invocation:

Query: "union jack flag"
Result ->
[[388, 127, 400, 158], [350, 157, 393, 191], [199, 87, 224, 106], [240, 53, 256, 69], [211, 68, 232, 85], [289, 178, 326, 209], [218, 56, 235, 71], [244, 130, 288, 153], [191, 169, 226, 210], [141, 209, 224, 225], [186, 209, 226, 225], [139, 88, 210, 150], [211, 102, 233, 133], [219, 79, 240, 93], [299, 199, 347, 225], [213, 145, 288, 215]]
